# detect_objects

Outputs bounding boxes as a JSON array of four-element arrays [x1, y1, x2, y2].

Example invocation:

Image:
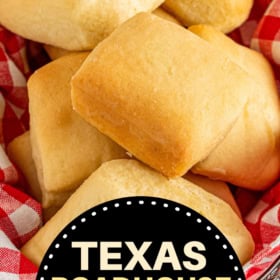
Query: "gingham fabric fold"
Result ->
[[0, 230, 38, 280], [243, 182, 280, 280], [251, 0, 280, 66], [0, 183, 42, 279], [0, 26, 43, 279], [0, 0, 279, 279], [0, 184, 42, 247], [0, 26, 29, 187]]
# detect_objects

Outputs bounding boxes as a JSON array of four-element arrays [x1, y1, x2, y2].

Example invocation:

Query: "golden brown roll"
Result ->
[[21, 159, 254, 266], [0, 0, 164, 51], [42, 7, 181, 60], [162, 0, 253, 33], [189, 24, 280, 190], [7, 131, 42, 202], [71, 12, 267, 183], [28, 52, 127, 214], [7, 131, 67, 221]]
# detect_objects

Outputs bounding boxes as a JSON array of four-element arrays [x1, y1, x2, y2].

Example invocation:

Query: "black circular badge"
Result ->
[[37, 196, 245, 280]]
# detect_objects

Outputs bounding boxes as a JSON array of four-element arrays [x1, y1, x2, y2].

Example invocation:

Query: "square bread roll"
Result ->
[[28, 52, 128, 211], [71, 12, 261, 179], [0, 0, 164, 51], [21, 159, 254, 267], [189, 24, 280, 190], [7, 131, 42, 202], [43, 7, 181, 61], [7, 131, 69, 221], [162, 0, 253, 33]]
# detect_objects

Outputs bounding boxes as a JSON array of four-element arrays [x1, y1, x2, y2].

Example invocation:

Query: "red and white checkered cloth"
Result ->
[[0, 1, 279, 279], [243, 183, 280, 279], [0, 26, 43, 280], [251, 0, 280, 66], [0, 184, 41, 280]]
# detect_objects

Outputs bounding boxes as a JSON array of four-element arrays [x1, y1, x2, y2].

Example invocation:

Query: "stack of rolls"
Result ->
[[71, 12, 280, 190], [1, 0, 279, 271]]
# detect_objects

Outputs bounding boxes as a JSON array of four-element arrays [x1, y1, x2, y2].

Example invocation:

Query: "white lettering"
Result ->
[[125, 241, 152, 270], [183, 241, 206, 271], [71, 242, 98, 271], [100, 241, 122, 270], [153, 242, 182, 270]]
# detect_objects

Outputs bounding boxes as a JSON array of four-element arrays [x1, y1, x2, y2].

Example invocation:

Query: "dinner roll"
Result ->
[[71, 12, 265, 182], [0, 0, 164, 50], [189, 24, 280, 190], [28, 52, 127, 214], [162, 0, 253, 33], [21, 159, 254, 266]]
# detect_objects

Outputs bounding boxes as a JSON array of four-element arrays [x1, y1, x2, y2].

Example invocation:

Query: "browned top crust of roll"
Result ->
[[71, 12, 266, 180]]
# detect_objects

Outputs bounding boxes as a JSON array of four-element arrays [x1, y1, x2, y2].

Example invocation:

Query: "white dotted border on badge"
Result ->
[[38, 197, 244, 280]]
